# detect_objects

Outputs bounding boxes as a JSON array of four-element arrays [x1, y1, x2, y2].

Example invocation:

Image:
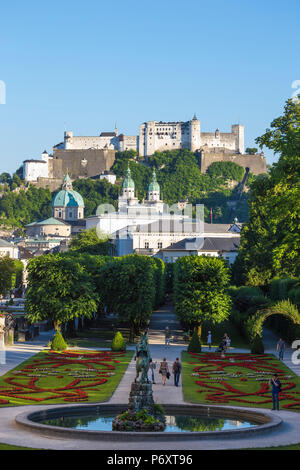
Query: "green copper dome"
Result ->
[[51, 174, 85, 208], [148, 170, 160, 192], [122, 167, 135, 189]]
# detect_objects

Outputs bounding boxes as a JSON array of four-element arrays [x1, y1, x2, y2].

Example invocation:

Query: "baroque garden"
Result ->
[[0, 98, 299, 451]]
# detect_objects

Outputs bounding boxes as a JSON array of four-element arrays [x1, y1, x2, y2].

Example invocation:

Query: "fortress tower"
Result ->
[[189, 114, 201, 152]]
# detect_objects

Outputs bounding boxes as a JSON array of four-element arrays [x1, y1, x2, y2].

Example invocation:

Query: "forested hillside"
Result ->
[[0, 149, 255, 228]]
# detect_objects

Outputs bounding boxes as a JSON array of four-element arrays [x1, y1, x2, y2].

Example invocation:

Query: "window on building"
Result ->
[[157, 242, 162, 249], [145, 242, 149, 249]]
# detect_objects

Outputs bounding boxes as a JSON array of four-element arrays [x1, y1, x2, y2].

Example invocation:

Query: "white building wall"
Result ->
[[99, 174, 117, 184], [63, 131, 117, 150], [23, 161, 49, 182]]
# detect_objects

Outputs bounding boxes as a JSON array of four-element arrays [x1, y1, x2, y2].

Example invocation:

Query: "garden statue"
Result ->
[[112, 328, 166, 431], [135, 330, 151, 383]]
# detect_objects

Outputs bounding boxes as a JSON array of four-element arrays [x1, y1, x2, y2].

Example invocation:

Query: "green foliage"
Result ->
[[0, 185, 52, 227], [72, 178, 119, 217], [99, 255, 161, 341], [0, 256, 20, 296], [165, 262, 174, 294], [25, 254, 99, 328], [250, 335, 264, 354], [269, 277, 299, 301], [246, 300, 300, 342], [112, 153, 152, 200], [153, 403, 165, 415], [187, 329, 202, 353], [233, 98, 300, 285], [174, 256, 231, 330], [111, 331, 126, 351], [51, 330, 67, 351], [152, 257, 165, 307], [245, 147, 258, 154], [69, 227, 112, 255], [206, 161, 245, 182]]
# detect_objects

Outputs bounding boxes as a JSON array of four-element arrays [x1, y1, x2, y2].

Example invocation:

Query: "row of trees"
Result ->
[[25, 251, 165, 342], [0, 256, 23, 297]]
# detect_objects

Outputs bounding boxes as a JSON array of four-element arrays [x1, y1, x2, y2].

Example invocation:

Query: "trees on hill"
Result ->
[[0, 185, 52, 227], [206, 161, 245, 182], [72, 178, 119, 217]]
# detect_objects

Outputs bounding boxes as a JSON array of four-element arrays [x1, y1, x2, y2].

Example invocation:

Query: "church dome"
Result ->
[[122, 167, 135, 189], [51, 174, 85, 208], [148, 170, 160, 192]]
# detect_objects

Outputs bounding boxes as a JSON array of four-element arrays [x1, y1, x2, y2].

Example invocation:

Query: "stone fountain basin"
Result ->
[[15, 403, 282, 441]]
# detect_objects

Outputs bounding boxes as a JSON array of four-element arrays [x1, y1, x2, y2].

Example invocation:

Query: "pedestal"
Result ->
[[128, 382, 154, 414]]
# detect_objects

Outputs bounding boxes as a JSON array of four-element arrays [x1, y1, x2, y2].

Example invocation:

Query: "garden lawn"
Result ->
[[66, 327, 136, 349], [182, 351, 300, 412], [201, 320, 249, 350], [0, 349, 133, 407]]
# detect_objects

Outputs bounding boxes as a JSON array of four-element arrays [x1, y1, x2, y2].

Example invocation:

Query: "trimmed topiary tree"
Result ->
[[250, 335, 264, 354], [51, 329, 67, 351], [187, 330, 202, 353], [111, 331, 126, 351]]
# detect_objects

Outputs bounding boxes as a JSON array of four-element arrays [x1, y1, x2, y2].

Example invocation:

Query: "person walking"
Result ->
[[207, 331, 212, 350], [269, 373, 281, 410], [165, 326, 171, 348], [159, 358, 170, 386], [172, 357, 182, 387], [277, 338, 286, 360], [149, 359, 157, 384]]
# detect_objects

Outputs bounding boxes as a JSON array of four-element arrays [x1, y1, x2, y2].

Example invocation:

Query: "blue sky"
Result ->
[[0, 0, 299, 174]]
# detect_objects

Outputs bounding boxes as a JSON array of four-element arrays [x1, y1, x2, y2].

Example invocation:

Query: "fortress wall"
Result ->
[[200, 152, 267, 175], [33, 177, 64, 192], [52, 149, 116, 179]]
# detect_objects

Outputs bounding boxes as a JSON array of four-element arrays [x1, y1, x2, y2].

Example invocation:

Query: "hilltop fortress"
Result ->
[[23, 115, 266, 190]]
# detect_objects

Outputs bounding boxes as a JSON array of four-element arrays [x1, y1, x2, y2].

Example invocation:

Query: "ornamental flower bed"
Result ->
[[183, 351, 300, 411], [0, 350, 133, 406]]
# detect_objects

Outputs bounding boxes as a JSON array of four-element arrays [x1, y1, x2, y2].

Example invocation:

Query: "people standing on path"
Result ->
[[149, 359, 157, 384], [172, 357, 182, 387], [159, 357, 170, 385], [223, 333, 230, 351], [165, 326, 171, 348], [269, 373, 281, 410], [277, 338, 286, 360], [207, 331, 212, 350]]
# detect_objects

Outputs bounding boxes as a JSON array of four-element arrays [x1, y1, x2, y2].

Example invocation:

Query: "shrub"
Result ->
[[51, 330, 67, 351], [269, 277, 298, 301], [250, 335, 264, 354], [187, 330, 202, 353], [111, 331, 126, 351]]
